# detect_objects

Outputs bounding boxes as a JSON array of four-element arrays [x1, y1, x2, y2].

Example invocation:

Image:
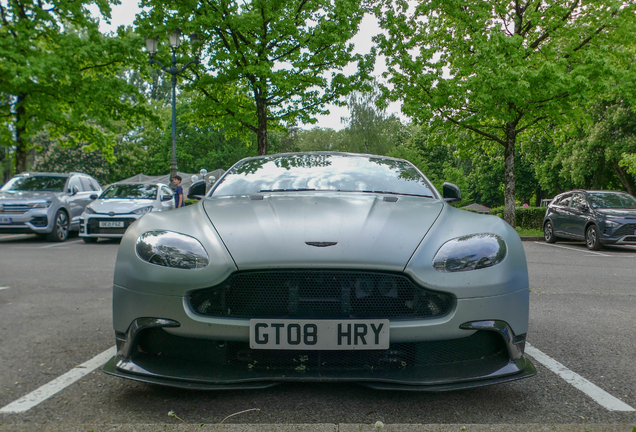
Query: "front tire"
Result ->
[[47, 210, 69, 242], [586, 225, 602, 251], [544, 221, 557, 243]]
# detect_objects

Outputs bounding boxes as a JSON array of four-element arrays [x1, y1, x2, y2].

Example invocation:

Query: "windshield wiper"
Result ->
[[259, 188, 317, 192], [355, 190, 434, 199]]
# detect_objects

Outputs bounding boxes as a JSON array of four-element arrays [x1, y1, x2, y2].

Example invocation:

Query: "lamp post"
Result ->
[[145, 29, 200, 184]]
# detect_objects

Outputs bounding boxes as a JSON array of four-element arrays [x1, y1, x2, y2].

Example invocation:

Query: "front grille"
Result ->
[[620, 236, 636, 243], [612, 223, 636, 238], [189, 270, 454, 320], [135, 328, 506, 372], [86, 218, 135, 235], [0, 204, 35, 214]]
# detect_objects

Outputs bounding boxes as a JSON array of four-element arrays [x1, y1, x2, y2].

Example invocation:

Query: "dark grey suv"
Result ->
[[0, 172, 102, 242], [543, 190, 636, 250]]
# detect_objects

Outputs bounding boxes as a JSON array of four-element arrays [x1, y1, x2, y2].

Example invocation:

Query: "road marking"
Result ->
[[0, 234, 32, 241], [40, 239, 83, 248], [0, 286, 9, 291], [525, 344, 635, 412], [533, 242, 611, 257], [0, 346, 116, 414]]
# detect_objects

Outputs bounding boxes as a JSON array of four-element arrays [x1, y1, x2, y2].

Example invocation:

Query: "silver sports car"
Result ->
[[104, 152, 536, 390]]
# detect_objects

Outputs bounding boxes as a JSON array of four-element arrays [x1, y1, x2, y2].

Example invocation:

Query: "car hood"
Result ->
[[0, 190, 61, 202], [203, 193, 443, 271], [596, 208, 636, 219], [90, 199, 155, 214]]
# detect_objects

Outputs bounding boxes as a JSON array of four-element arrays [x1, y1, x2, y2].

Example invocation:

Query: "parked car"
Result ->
[[0, 171, 101, 242], [543, 189, 636, 250], [104, 152, 535, 391], [79, 182, 174, 243]]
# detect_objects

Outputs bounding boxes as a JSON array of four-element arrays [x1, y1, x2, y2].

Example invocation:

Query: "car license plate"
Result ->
[[249, 319, 389, 350], [99, 221, 124, 228], [0, 217, 12, 224]]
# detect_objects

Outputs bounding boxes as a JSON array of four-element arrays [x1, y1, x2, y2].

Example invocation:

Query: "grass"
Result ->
[[515, 227, 543, 237]]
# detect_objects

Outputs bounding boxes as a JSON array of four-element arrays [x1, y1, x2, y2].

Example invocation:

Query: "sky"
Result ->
[[93, 2, 404, 131]]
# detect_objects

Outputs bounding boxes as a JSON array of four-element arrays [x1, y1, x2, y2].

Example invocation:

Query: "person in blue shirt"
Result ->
[[173, 175, 185, 208]]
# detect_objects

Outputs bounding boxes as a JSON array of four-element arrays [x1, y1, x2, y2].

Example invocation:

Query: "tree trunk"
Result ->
[[613, 162, 635, 196], [15, 94, 28, 174], [503, 122, 517, 227], [256, 98, 268, 155]]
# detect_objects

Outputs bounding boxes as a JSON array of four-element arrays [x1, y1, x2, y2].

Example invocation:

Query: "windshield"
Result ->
[[588, 192, 636, 209], [101, 184, 158, 200], [1, 175, 67, 192], [212, 154, 435, 198]]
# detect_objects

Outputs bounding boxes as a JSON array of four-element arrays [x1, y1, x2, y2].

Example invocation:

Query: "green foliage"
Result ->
[[375, 0, 636, 225], [136, 0, 374, 155], [0, 1, 155, 173], [489, 206, 546, 230]]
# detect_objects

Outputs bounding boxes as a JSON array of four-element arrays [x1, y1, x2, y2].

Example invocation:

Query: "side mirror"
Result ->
[[442, 182, 461, 203], [69, 185, 79, 196], [161, 194, 173, 202], [188, 179, 207, 199], [90, 194, 98, 200]]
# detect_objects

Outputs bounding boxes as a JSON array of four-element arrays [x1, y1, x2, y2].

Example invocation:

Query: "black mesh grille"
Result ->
[[87, 217, 135, 234], [189, 270, 453, 320], [612, 223, 636, 238], [135, 328, 506, 372]]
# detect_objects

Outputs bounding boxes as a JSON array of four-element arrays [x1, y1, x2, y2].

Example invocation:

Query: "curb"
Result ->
[[519, 236, 544, 241]]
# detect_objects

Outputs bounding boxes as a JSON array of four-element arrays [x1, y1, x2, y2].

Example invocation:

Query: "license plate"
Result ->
[[249, 319, 389, 350], [0, 217, 12, 224], [99, 221, 124, 228]]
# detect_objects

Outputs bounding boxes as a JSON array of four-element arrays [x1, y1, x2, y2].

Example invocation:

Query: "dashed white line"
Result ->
[[534, 241, 611, 257], [0, 346, 116, 414], [526, 343, 635, 412]]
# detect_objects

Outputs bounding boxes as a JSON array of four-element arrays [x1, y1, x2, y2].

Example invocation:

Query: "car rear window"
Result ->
[[212, 154, 435, 198]]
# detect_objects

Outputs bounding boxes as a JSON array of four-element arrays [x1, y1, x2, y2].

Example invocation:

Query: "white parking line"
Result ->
[[533, 242, 611, 257], [40, 239, 83, 248], [525, 344, 635, 412], [0, 234, 31, 241], [0, 346, 116, 414], [0, 286, 9, 291]]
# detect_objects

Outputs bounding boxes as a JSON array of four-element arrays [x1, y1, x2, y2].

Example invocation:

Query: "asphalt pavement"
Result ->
[[0, 233, 635, 431]]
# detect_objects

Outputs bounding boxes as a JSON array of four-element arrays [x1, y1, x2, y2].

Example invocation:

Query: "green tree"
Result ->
[[0, 1, 153, 174], [135, 0, 374, 156], [341, 81, 403, 155], [375, 0, 636, 226]]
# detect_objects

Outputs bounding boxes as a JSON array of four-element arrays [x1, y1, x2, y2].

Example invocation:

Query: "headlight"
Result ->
[[433, 233, 506, 272], [33, 201, 52, 208], [604, 219, 621, 228], [84, 206, 96, 214], [132, 205, 153, 215], [135, 230, 209, 269]]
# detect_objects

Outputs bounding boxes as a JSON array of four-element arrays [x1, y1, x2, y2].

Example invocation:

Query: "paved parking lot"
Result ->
[[0, 233, 635, 431]]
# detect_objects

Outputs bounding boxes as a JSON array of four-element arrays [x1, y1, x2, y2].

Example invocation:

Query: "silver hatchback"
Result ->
[[0, 172, 102, 241]]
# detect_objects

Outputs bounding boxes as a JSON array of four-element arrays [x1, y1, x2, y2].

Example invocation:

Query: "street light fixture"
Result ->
[[144, 29, 200, 184]]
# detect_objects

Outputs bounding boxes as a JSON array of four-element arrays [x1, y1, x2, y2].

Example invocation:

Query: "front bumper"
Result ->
[[80, 215, 139, 239], [0, 209, 52, 234], [104, 286, 535, 390]]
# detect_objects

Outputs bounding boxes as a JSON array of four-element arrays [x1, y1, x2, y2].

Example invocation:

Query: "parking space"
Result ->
[[0, 236, 635, 428]]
